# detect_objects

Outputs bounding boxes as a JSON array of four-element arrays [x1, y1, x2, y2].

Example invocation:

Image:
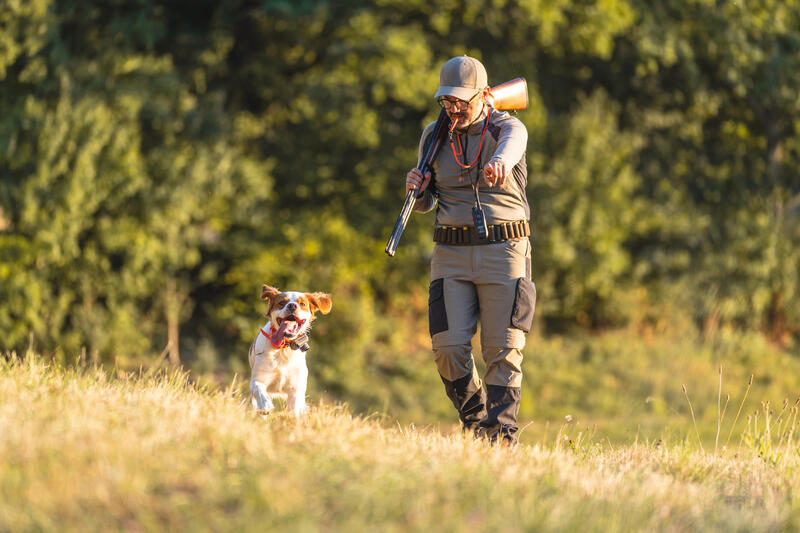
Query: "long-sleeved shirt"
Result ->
[[413, 105, 529, 226]]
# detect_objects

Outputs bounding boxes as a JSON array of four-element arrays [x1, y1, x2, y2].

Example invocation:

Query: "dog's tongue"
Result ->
[[271, 320, 300, 345], [271, 321, 290, 345]]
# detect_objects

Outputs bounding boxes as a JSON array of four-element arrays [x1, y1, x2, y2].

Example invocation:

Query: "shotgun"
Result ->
[[385, 78, 528, 257], [384, 108, 449, 257]]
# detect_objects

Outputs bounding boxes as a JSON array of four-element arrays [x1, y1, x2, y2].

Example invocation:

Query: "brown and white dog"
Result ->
[[249, 284, 332, 416]]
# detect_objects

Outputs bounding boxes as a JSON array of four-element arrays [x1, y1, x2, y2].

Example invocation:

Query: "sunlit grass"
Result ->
[[2, 354, 800, 532]]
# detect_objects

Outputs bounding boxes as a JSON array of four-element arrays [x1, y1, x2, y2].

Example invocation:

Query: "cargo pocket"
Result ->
[[510, 277, 536, 332], [428, 278, 449, 336]]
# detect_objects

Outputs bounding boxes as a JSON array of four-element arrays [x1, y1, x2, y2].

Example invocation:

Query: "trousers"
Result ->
[[428, 237, 535, 389]]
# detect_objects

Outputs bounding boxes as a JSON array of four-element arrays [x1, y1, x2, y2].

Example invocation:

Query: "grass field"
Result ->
[[2, 354, 800, 532]]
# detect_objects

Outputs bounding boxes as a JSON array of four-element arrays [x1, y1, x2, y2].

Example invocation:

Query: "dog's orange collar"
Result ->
[[260, 327, 311, 353]]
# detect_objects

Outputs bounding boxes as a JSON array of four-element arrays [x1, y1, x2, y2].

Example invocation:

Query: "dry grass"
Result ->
[[2, 355, 799, 532]]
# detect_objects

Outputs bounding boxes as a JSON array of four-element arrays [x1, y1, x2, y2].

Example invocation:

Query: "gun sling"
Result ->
[[433, 220, 530, 245]]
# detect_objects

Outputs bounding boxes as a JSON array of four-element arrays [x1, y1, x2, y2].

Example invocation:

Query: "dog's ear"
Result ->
[[261, 284, 281, 301], [307, 292, 332, 315]]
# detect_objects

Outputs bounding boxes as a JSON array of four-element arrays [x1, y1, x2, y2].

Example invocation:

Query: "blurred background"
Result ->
[[2, 0, 800, 443]]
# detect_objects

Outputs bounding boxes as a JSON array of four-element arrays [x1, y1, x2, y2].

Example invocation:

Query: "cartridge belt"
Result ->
[[433, 220, 530, 245]]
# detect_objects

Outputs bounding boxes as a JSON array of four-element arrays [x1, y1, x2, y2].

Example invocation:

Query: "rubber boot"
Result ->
[[480, 385, 521, 446], [440, 373, 487, 435]]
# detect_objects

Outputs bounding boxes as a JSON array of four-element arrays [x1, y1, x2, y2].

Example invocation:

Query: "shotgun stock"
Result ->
[[486, 78, 528, 111], [385, 78, 528, 257]]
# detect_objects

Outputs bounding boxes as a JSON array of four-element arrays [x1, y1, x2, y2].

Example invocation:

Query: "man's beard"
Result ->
[[448, 104, 484, 129], [448, 112, 467, 129]]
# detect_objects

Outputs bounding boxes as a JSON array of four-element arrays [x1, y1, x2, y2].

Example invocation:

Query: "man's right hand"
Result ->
[[406, 168, 432, 194]]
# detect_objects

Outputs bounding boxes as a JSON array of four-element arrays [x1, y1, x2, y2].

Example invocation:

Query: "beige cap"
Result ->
[[434, 55, 488, 101]]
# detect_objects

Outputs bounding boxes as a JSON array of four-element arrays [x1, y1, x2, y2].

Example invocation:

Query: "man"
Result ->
[[405, 55, 535, 445]]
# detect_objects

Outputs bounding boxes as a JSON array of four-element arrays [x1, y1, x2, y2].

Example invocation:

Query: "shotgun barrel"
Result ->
[[385, 108, 449, 257]]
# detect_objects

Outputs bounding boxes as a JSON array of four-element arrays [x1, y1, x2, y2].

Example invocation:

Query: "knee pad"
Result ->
[[482, 346, 523, 388], [433, 344, 474, 382]]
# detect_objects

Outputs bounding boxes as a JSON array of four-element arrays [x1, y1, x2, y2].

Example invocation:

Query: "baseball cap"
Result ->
[[434, 55, 488, 101]]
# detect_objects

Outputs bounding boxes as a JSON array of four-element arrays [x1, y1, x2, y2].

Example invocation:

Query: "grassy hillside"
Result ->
[[192, 327, 800, 446], [2, 355, 800, 532]]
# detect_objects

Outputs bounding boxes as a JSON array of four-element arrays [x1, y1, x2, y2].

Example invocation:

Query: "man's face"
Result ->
[[439, 90, 486, 128]]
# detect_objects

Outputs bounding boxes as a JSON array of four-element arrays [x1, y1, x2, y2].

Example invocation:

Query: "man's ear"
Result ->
[[261, 284, 281, 301], [307, 292, 332, 315]]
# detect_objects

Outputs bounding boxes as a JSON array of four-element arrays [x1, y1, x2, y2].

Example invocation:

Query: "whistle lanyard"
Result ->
[[448, 109, 493, 239], [449, 107, 492, 171], [449, 107, 492, 199]]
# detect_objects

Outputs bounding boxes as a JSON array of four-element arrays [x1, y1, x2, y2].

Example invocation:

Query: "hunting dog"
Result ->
[[249, 284, 332, 416]]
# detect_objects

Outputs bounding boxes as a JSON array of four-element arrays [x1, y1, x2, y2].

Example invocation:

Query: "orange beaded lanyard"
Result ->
[[448, 107, 493, 169]]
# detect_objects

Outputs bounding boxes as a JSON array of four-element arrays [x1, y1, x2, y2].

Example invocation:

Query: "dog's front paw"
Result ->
[[255, 398, 274, 416], [250, 385, 275, 416]]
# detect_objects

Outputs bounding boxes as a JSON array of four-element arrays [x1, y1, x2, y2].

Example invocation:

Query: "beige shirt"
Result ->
[[413, 105, 529, 226]]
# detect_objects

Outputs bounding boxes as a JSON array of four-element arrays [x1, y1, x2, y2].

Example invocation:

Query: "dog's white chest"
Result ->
[[249, 334, 307, 394]]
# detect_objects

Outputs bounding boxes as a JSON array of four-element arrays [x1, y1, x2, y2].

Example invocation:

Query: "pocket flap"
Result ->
[[428, 278, 449, 336], [511, 277, 536, 332]]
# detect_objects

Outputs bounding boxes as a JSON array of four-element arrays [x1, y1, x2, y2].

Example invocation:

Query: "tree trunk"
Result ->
[[166, 277, 181, 366]]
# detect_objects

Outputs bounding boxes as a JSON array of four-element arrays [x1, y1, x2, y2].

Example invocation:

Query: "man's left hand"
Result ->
[[482, 160, 507, 187]]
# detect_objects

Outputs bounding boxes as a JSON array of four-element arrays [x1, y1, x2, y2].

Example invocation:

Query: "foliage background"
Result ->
[[2, 0, 800, 440]]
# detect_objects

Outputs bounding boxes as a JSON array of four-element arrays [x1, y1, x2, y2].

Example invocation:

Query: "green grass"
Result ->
[[3, 355, 800, 532]]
